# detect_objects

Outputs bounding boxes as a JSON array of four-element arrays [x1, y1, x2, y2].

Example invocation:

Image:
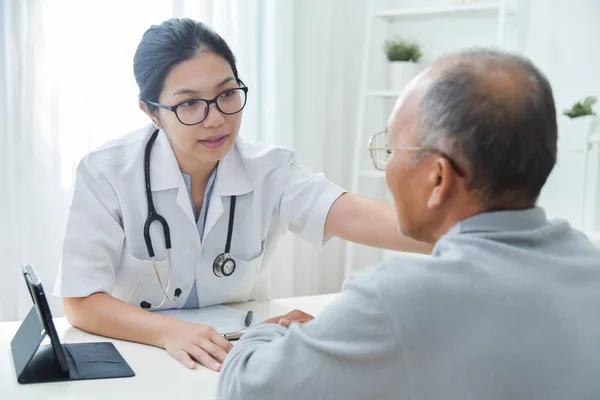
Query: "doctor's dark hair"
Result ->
[[417, 48, 557, 207], [133, 18, 239, 111]]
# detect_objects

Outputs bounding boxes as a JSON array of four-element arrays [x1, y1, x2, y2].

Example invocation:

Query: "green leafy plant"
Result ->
[[563, 96, 597, 118], [384, 38, 422, 63]]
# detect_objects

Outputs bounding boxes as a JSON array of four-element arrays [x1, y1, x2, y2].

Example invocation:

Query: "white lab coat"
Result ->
[[53, 124, 345, 310]]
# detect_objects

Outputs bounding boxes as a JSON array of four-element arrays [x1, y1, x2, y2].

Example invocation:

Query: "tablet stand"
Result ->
[[10, 306, 135, 384]]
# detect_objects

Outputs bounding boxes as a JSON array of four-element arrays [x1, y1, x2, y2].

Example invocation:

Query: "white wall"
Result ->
[[513, 0, 600, 230]]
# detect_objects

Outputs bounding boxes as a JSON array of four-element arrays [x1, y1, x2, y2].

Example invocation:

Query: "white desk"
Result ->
[[0, 294, 336, 400]]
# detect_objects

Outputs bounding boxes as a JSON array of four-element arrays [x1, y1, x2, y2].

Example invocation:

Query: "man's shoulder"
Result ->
[[345, 251, 473, 309], [354, 224, 600, 316]]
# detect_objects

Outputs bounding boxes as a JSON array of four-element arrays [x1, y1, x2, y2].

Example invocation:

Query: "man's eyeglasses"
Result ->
[[367, 130, 465, 176], [145, 84, 249, 126]]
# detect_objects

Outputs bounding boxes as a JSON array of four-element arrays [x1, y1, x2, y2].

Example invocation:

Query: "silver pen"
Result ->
[[223, 330, 246, 341]]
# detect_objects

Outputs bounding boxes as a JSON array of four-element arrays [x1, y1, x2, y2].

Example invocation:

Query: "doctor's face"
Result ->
[[154, 51, 244, 165]]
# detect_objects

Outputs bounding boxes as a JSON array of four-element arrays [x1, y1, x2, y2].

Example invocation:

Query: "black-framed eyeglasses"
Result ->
[[368, 130, 466, 177], [145, 84, 249, 126]]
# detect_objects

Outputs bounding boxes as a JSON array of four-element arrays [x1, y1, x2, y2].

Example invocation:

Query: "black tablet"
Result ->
[[21, 264, 70, 373], [12, 265, 135, 384]]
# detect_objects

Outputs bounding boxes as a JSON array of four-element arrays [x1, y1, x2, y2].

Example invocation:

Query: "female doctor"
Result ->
[[55, 18, 429, 371]]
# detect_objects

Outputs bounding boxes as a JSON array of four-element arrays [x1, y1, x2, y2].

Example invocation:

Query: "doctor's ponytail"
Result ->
[[133, 18, 240, 111]]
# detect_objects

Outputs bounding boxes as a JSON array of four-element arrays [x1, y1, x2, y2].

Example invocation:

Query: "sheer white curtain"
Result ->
[[0, 0, 179, 322], [0, 0, 61, 322], [270, 0, 371, 297]]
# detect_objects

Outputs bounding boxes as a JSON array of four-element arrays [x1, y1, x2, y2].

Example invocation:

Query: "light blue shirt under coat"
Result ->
[[182, 167, 217, 309]]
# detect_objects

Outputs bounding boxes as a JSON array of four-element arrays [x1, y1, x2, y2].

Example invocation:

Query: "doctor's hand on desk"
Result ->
[[261, 309, 315, 327], [162, 320, 233, 371], [63, 294, 232, 373]]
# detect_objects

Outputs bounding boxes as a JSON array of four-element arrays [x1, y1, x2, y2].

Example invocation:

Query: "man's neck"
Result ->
[[427, 198, 535, 244], [428, 206, 486, 244]]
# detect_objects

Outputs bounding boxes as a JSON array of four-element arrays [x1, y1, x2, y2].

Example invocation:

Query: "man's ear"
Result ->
[[426, 157, 454, 209], [139, 101, 160, 128]]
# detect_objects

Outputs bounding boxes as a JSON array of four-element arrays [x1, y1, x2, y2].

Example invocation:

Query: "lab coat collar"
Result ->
[[148, 129, 254, 197], [148, 128, 184, 192], [147, 128, 196, 226], [212, 136, 254, 197], [201, 136, 254, 241], [148, 127, 254, 234]]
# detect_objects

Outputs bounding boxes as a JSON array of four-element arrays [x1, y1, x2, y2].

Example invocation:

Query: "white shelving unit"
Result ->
[[580, 117, 600, 244], [373, 2, 506, 20], [344, 0, 509, 279]]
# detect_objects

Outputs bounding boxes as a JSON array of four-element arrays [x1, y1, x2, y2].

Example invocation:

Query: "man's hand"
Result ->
[[261, 309, 314, 327]]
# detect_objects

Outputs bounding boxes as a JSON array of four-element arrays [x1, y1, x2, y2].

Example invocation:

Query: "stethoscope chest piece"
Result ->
[[212, 195, 237, 278], [213, 253, 236, 277]]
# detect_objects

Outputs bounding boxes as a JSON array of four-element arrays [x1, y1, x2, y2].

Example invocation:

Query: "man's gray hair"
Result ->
[[418, 48, 557, 205]]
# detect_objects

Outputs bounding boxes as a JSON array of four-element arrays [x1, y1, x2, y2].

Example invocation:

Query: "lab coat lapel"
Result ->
[[202, 137, 254, 242], [175, 183, 197, 227], [150, 129, 196, 226], [202, 187, 224, 243]]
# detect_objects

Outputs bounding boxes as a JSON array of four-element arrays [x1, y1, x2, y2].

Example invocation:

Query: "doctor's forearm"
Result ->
[[63, 293, 179, 348], [325, 194, 432, 254]]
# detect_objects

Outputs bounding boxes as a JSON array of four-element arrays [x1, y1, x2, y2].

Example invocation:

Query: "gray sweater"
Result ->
[[218, 208, 600, 400]]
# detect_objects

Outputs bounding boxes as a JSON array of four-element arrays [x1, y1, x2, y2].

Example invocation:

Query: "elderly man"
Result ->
[[217, 49, 600, 400]]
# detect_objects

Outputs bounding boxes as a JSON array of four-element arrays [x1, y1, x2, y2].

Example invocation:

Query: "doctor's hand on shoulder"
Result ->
[[55, 18, 430, 371]]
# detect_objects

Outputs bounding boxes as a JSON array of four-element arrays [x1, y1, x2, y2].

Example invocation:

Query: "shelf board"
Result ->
[[366, 90, 404, 98], [359, 170, 385, 178], [373, 2, 503, 20]]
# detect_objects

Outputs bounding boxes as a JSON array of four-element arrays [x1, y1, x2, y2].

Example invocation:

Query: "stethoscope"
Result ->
[[140, 129, 237, 310]]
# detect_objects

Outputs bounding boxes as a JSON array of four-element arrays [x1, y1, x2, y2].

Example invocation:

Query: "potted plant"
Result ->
[[384, 38, 422, 91], [564, 96, 597, 119]]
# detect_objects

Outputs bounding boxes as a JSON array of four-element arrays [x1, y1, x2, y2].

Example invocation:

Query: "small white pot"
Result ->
[[388, 61, 421, 91], [558, 115, 596, 153], [567, 115, 595, 138]]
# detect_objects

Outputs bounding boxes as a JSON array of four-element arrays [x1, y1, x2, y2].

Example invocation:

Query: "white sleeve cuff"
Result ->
[[302, 177, 346, 248]]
